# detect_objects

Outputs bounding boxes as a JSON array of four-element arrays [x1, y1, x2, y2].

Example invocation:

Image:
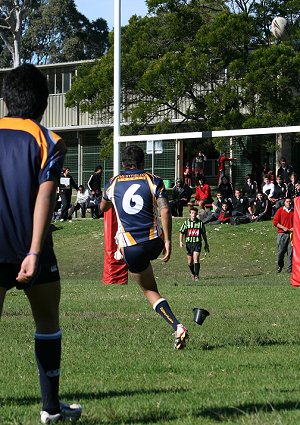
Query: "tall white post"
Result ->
[[113, 0, 121, 175]]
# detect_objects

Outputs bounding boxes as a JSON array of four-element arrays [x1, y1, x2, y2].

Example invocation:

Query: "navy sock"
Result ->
[[189, 264, 195, 275], [194, 263, 200, 277], [153, 298, 180, 331], [35, 330, 62, 414]]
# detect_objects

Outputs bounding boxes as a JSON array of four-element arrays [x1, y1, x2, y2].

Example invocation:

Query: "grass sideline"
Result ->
[[1, 218, 300, 424]]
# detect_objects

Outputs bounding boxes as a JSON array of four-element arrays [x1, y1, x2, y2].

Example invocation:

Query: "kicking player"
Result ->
[[0, 64, 82, 423], [100, 145, 188, 349], [179, 207, 209, 281]]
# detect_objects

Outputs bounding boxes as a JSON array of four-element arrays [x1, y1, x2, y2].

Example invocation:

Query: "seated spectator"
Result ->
[[195, 176, 213, 207], [67, 185, 89, 220], [248, 192, 271, 222], [169, 178, 192, 217], [87, 189, 102, 218], [231, 189, 249, 216], [206, 201, 231, 225], [197, 200, 208, 221], [202, 192, 223, 224], [262, 174, 275, 200], [287, 172, 299, 200], [262, 161, 275, 183], [269, 175, 287, 214], [218, 175, 234, 202], [242, 174, 258, 204], [183, 162, 192, 187]]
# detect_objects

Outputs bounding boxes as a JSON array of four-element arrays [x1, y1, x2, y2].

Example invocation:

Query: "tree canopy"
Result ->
[[0, 0, 109, 67], [66, 0, 300, 154]]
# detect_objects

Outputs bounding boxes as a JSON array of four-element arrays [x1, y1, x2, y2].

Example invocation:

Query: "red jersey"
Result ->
[[273, 207, 294, 233]]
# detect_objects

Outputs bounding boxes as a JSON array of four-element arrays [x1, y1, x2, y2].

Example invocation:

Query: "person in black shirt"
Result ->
[[277, 157, 294, 184], [169, 178, 192, 217], [87, 165, 103, 194], [59, 167, 79, 221]]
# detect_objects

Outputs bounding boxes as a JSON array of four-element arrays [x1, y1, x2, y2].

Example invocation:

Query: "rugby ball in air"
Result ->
[[271, 17, 289, 40]]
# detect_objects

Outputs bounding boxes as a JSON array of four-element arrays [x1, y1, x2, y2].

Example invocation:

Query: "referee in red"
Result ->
[[273, 197, 294, 273]]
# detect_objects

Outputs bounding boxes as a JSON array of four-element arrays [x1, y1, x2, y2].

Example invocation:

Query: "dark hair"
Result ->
[[94, 165, 103, 172], [2, 64, 49, 119], [121, 145, 144, 169], [190, 207, 198, 214]]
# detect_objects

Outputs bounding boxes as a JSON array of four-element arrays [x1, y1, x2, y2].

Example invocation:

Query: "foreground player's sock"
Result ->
[[189, 264, 195, 275], [153, 298, 180, 331], [194, 263, 200, 277], [35, 330, 62, 414]]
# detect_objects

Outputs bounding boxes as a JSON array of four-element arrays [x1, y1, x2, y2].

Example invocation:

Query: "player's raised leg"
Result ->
[[132, 264, 188, 350]]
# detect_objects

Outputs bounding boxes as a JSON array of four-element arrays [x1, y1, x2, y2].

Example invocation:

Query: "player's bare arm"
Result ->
[[100, 198, 112, 212], [17, 180, 57, 283], [157, 197, 172, 262]]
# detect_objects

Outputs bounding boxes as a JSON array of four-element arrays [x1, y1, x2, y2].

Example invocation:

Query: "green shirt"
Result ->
[[179, 218, 206, 243]]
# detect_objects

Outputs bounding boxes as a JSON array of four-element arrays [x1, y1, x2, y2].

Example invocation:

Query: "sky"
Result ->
[[75, 0, 148, 29]]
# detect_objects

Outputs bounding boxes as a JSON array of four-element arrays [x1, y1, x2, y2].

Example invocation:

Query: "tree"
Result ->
[[0, 0, 109, 67], [0, 0, 37, 67], [65, 0, 300, 159]]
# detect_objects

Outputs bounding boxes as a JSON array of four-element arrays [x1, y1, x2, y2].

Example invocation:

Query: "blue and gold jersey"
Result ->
[[103, 169, 168, 247], [0, 117, 66, 263]]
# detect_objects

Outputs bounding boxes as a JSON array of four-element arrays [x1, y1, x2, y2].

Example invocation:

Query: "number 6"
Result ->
[[122, 184, 143, 215]]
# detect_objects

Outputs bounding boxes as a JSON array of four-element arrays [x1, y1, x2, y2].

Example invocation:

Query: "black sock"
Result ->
[[153, 298, 180, 331], [35, 330, 62, 414], [194, 263, 200, 277], [189, 264, 195, 275]]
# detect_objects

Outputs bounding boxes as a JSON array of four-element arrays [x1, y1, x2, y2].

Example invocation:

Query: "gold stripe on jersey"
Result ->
[[0, 117, 61, 169], [145, 173, 157, 240]]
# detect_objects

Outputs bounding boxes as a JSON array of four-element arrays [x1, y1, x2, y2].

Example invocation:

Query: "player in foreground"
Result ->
[[100, 145, 188, 349], [179, 207, 209, 281], [0, 64, 82, 423]]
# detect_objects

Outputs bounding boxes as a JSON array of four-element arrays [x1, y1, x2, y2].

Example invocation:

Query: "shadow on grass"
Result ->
[[200, 337, 300, 351], [197, 400, 300, 421], [0, 386, 186, 406]]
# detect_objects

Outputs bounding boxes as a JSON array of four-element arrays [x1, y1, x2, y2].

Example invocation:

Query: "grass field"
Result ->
[[1, 218, 300, 425]]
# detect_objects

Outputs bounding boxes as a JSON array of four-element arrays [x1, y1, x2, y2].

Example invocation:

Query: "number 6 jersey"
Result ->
[[103, 169, 168, 247]]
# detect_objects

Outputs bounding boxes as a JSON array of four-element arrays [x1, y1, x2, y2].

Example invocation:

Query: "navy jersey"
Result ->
[[103, 169, 168, 247], [0, 117, 65, 263]]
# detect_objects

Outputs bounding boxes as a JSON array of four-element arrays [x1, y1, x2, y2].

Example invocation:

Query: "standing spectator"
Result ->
[[195, 176, 213, 207], [273, 197, 294, 273], [0, 64, 81, 423], [179, 207, 209, 281], [183, 162, 192, 187], [242, 175, 258, 204], [277, 157, 294, 184], [169, 178, 192, 217], [217, 152, 236, 184], [287, 172, 299, 201], [67, 185, 89, 220], [59, 167, 79, 221], [248, 192, 271, 222], [192, 150, 207, 181], [218, 175, 234, 202], [100, 145, 188, 350], [87, 165, 103, 195]]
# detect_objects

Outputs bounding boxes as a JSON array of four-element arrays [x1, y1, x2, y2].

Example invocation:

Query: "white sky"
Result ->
[[75, 0, 148, 29]]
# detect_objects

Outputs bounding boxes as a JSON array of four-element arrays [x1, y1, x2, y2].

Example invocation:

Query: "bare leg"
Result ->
[[131, 264, 160, 306], [0, 287, 7, 318], [25, 281, 60, 333]]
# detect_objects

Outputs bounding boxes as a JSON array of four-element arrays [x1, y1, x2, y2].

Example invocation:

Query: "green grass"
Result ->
[[1, 218, 300, 424]]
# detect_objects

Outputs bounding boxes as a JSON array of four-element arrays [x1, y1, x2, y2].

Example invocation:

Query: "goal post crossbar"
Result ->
[[117, 125, 300, 143]]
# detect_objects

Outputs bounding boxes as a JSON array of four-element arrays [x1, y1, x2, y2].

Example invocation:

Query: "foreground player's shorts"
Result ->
[[0, 249, 60, 290]]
